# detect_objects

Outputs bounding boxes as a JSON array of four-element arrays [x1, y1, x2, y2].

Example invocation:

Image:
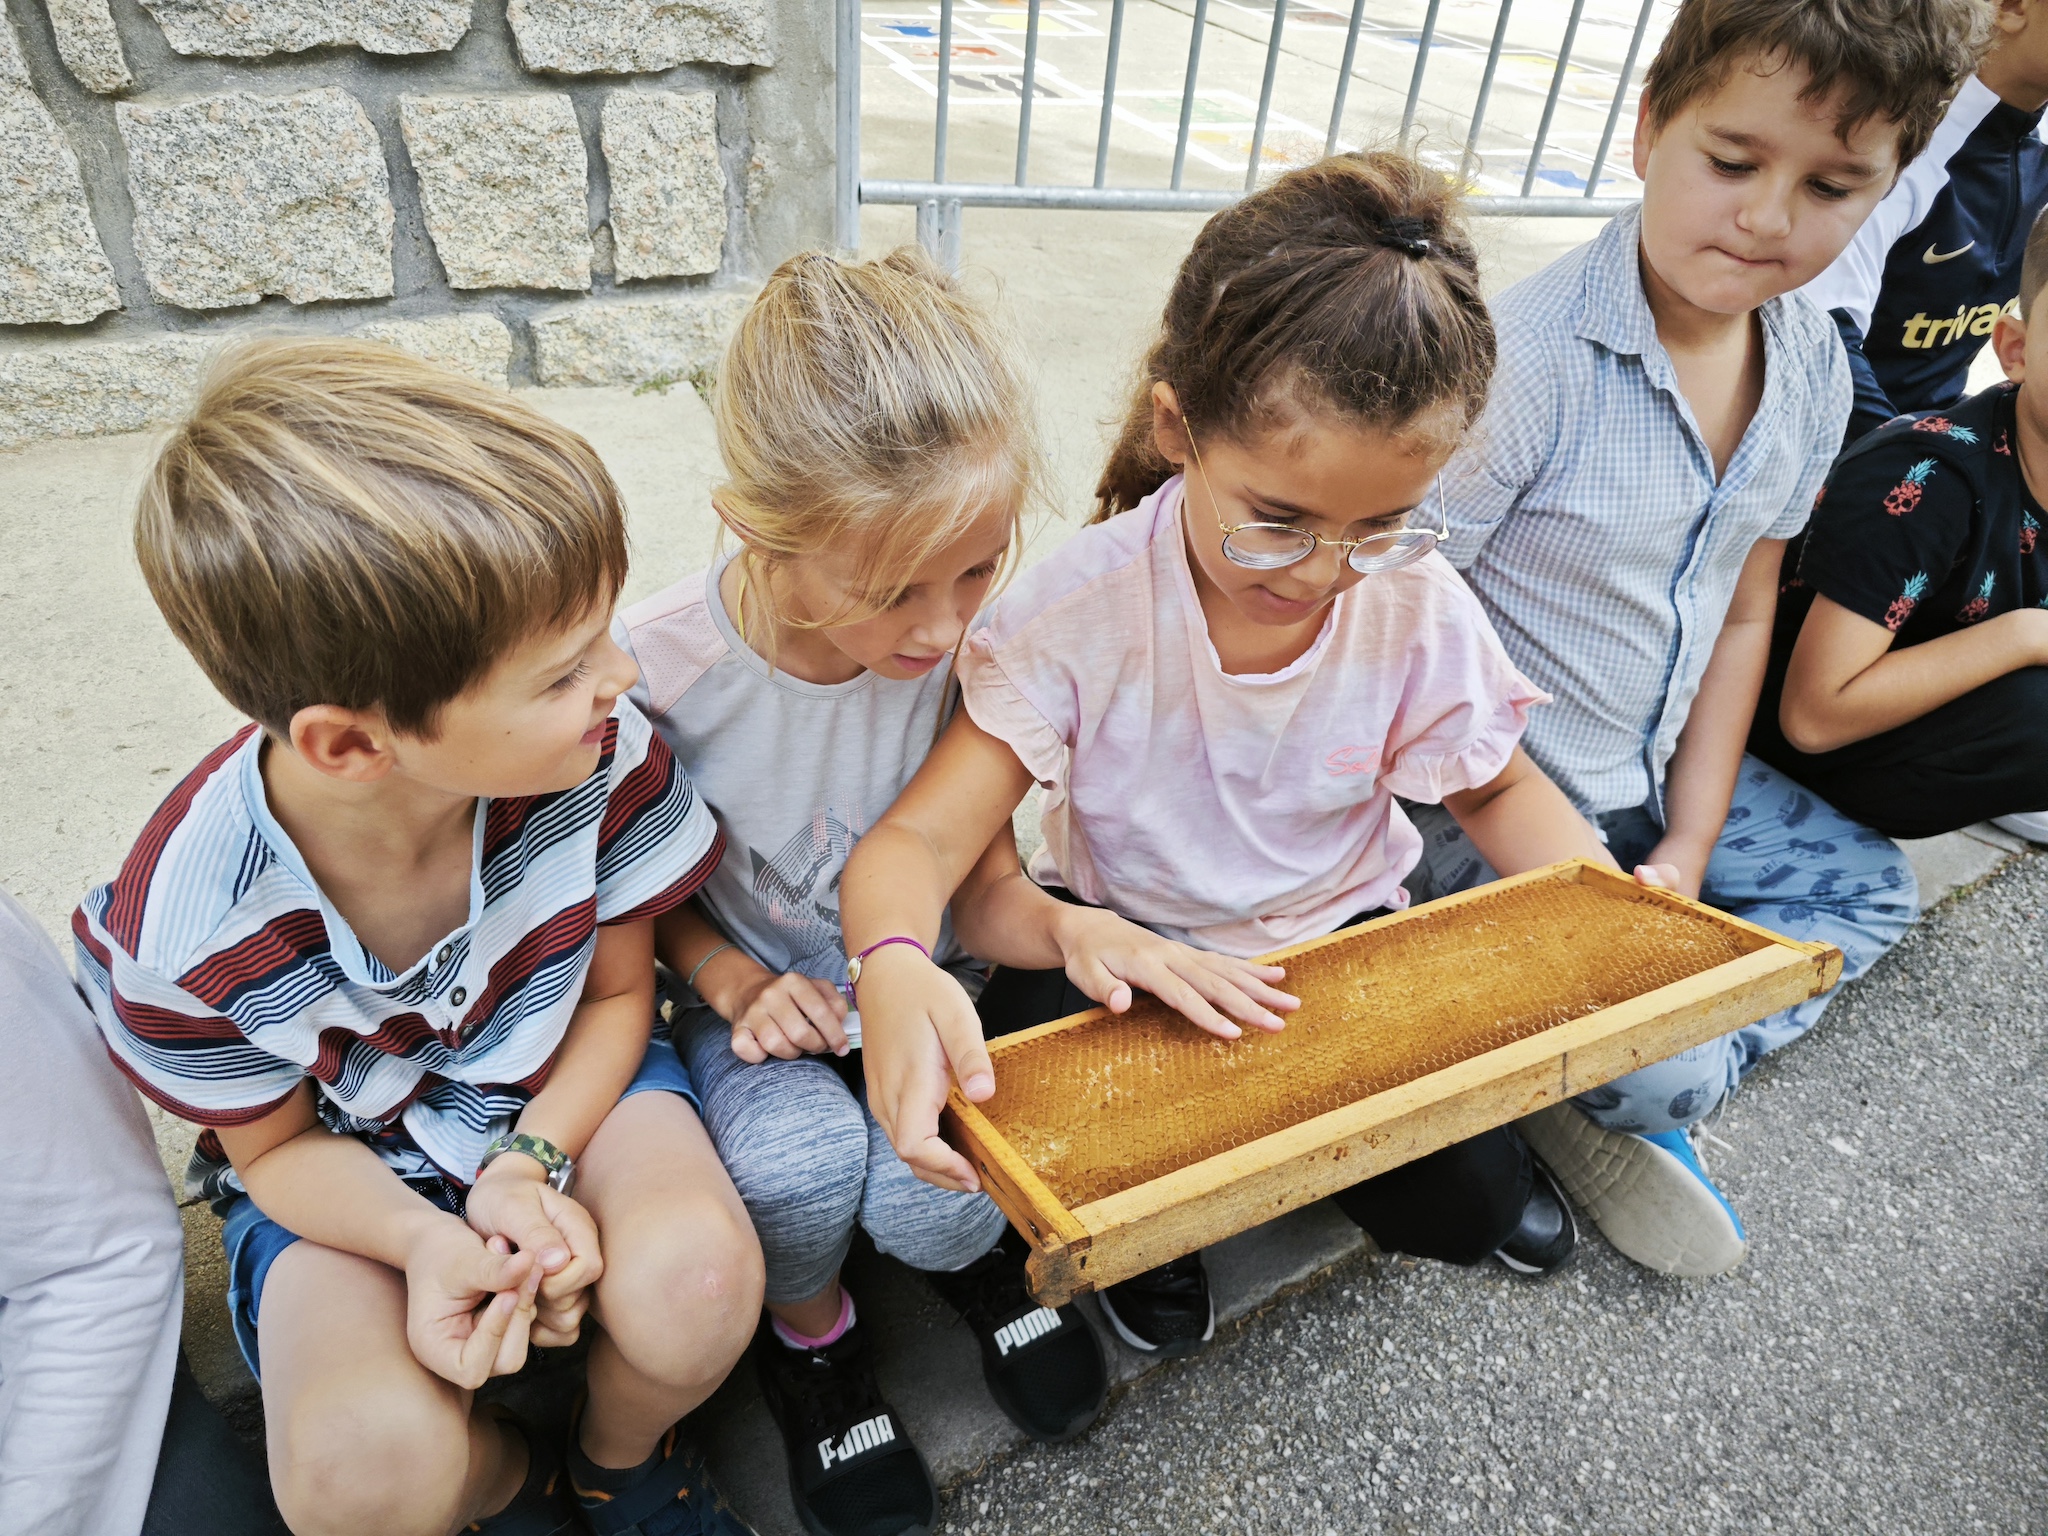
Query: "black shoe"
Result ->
[[751, 1313, 936, 1536], [924, 1232, 1107, 1443], [1493, 1160, 1578, 1276], [1095, 1253, 1215, 1359]]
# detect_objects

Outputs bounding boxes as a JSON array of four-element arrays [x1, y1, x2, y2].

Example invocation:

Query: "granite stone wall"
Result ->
[[0, 0, 835, 449]]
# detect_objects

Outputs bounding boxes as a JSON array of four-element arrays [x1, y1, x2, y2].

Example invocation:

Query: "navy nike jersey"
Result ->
[[1804, 74, 2048, 445]]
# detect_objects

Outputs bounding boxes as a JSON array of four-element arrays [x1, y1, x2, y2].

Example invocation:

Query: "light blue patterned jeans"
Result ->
[[1404, 754, 1919, 1134]]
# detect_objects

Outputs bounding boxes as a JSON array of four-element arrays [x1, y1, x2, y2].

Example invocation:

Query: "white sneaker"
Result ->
[[1992, 811, 2048, 844], [1517, 1104, 1748, 1278]]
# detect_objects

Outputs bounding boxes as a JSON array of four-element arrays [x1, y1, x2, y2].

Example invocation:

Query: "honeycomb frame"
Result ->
[[942, 861, 1843, 1303]]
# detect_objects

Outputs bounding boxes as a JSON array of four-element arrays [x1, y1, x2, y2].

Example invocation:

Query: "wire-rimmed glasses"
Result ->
[[1183, 423, 1449, 576]]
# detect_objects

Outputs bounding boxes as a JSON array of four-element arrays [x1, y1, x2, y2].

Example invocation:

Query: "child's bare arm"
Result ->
[[656, 899, 849, 1061], [1780, 594, 2048, 753], [216, 1086, 542, 1386], [841, 713, 1034, 1190], [1443, 748, 1683, 889], [953, 835, 1296, 1038], [1646, 537, 1784, 896], [462, 918, 657, 1341]]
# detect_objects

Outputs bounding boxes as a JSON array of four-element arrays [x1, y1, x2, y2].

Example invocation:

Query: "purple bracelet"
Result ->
[[842, 935, 931, 993]]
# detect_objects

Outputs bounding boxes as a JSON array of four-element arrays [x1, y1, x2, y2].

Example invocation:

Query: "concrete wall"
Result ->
[[0, 0, 836, 449]]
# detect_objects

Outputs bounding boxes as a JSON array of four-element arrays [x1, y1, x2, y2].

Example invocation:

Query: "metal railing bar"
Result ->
[[1519, 0, 1585, 196], [1398, 0, 1442, 145], [1324, 0, 1368, 158], [1457, 0, 1514, 185], [1015, 0, 1044, 183], [863, 178, 1636, 215], [835, 0, 862, 248], [933, 0, 954, 181], [1093, 0, 1127, 187], [1587, 0, 1654, 198], [1243, 0, 1287, 191], [1170, 0, 1210, 191]]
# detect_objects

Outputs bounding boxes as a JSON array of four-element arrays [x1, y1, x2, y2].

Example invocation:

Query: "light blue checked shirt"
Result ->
[[1442, 205, 1850, 818]]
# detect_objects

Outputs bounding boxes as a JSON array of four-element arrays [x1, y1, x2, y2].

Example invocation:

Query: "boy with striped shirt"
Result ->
[[74, 342, 764, 1536]]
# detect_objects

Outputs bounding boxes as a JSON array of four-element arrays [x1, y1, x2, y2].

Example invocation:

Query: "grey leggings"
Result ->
[[678, 1006, 1009, 1305]]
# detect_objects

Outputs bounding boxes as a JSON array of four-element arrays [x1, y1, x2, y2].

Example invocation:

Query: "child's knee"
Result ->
[[719, 1091, 869, 1238], [1573, 1045, 1735, 1135], [864, 1184, 1009, 1274], [269, 1383, 469, 1536], [601, 1198, 764, 1384]]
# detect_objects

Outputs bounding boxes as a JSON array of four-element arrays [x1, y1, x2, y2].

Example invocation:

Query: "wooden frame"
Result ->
[[942, 860, 1842, 1304]]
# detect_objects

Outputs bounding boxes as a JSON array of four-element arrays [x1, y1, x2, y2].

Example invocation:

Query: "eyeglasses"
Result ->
[[1185, 426, 1449, 576]]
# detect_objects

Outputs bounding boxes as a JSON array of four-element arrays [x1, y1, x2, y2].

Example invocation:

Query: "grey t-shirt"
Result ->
[[617, 557, 975, 1042]]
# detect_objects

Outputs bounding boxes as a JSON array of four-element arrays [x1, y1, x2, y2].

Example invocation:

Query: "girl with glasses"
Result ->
[[844, 152, 1683, 1356]]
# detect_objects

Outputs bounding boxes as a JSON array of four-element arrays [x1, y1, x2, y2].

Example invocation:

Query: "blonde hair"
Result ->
[[712, 246, 1037, 642], [137, 339, 629, 737]]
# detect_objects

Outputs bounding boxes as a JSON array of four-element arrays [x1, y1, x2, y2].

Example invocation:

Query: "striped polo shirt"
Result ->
[[73, 700, 723, 1200]]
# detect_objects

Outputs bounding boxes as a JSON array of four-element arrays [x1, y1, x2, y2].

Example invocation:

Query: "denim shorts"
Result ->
[[219, 1033, 696, 1379]]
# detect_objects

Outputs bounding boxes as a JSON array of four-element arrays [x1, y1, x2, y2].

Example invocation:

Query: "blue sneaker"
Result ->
[[1516, 1104, 1747, 1277]]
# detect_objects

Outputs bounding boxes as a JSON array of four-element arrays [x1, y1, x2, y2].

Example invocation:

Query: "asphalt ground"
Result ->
[[935, 851, 2048, 1535]]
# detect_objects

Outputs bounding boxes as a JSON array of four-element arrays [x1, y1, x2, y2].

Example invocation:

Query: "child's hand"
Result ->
[[403, 1218, 543, 1387], [695, 943, 852, 1060], [464, 1157, 604, 1347], [728, 971, 852, 1062], [1632, 862, 1690, 894], [858, 946, 991, 1194], [1051, 907, 1298, 1038]]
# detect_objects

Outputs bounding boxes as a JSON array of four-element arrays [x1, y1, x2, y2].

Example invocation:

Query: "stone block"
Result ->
[[138, 0, 469, 58], [48, 0, 132, 92], [530, 289, 751, 387], [118, 89, 394, 310], [0, 336, 213, 451], [401, 95, 592, 293], [602, 91, 726, 281], [0, 13, 122, 325], [507, 0, 772, 73], [352, 314, 513, 386]]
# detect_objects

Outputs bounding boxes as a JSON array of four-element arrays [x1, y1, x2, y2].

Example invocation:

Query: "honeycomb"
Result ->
[[979, 878, 1762, 1207]]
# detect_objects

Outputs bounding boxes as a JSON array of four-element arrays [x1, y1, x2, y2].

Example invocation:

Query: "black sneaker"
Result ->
[[923, 1232, 1107, 1443], [1492, 1160, 1578, 1277], [1095, 1254, 1215, 1359], [751, 1314, 936, 1536]]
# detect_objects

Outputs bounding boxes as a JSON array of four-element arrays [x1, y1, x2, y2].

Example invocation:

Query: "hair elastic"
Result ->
[[1375, 218, 1433, 259], [686, 941, 737, 994]]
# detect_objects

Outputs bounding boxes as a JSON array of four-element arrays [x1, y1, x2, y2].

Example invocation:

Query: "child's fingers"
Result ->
[[1633, 862, 1681, 890], [790, 979, 851, 1054], [1068, 955, 1137, 1017], [730, 1024, 768, 1064], [489, 1269, 540, 1378], [882, 1076, 980, 1190], [449, 1288, 518, 1387], [933, 1004, 995, 1103], [1173, 959, 1291, 1032], [902, 1134, 980, 1192], [1123, 957, 1245, 1039], [536, 1195, 604, 1299], [532, 1290, 589, 1346]]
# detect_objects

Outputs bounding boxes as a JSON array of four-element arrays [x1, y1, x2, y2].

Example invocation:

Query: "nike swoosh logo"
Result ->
[[1923, 241, 1976, 264]]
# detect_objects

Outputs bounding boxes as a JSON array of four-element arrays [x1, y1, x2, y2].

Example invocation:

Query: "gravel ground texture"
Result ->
[[939, 854, 2048, 1535]]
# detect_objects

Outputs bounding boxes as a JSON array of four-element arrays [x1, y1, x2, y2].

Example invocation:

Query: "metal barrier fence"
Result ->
[[836, 0, 1658, 266]]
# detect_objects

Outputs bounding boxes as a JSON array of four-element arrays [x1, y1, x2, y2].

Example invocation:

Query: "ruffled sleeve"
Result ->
[[956, 627, 1072, 787], [1379, 570, 1548, 804]]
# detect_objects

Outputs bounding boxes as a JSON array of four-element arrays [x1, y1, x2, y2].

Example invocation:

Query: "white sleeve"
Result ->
[[1802, 75, 1995, 331], [0, 891, 183, 1536]]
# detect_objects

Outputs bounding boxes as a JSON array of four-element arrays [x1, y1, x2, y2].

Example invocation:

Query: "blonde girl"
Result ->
[[841, 155, 1681, 1357], [620, 249, 1275, 1536]]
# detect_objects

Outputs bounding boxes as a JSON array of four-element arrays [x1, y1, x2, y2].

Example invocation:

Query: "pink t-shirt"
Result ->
[[959, 476, 1545, 956]]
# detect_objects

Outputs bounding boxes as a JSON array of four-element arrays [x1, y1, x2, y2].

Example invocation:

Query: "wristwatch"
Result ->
[[477, 1131, 575, 1194]]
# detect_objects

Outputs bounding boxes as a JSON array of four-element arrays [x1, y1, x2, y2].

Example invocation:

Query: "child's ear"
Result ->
[[1150, 381, 1188, 468], [1631, 100, 1656, 181], [1993, 309, 2030, 384], [287, 705, 397, 783]]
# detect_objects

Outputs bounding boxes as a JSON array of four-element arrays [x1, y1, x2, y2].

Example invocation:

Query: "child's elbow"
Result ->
[[1776, 694, 1848, 756]]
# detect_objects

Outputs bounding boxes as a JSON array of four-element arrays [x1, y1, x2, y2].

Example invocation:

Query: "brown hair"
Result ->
[[1095, 151, 1495, 519], [1639, 0, 1992, 169], [713, 245, 1036, 646], [137, 339, 629, 738]]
